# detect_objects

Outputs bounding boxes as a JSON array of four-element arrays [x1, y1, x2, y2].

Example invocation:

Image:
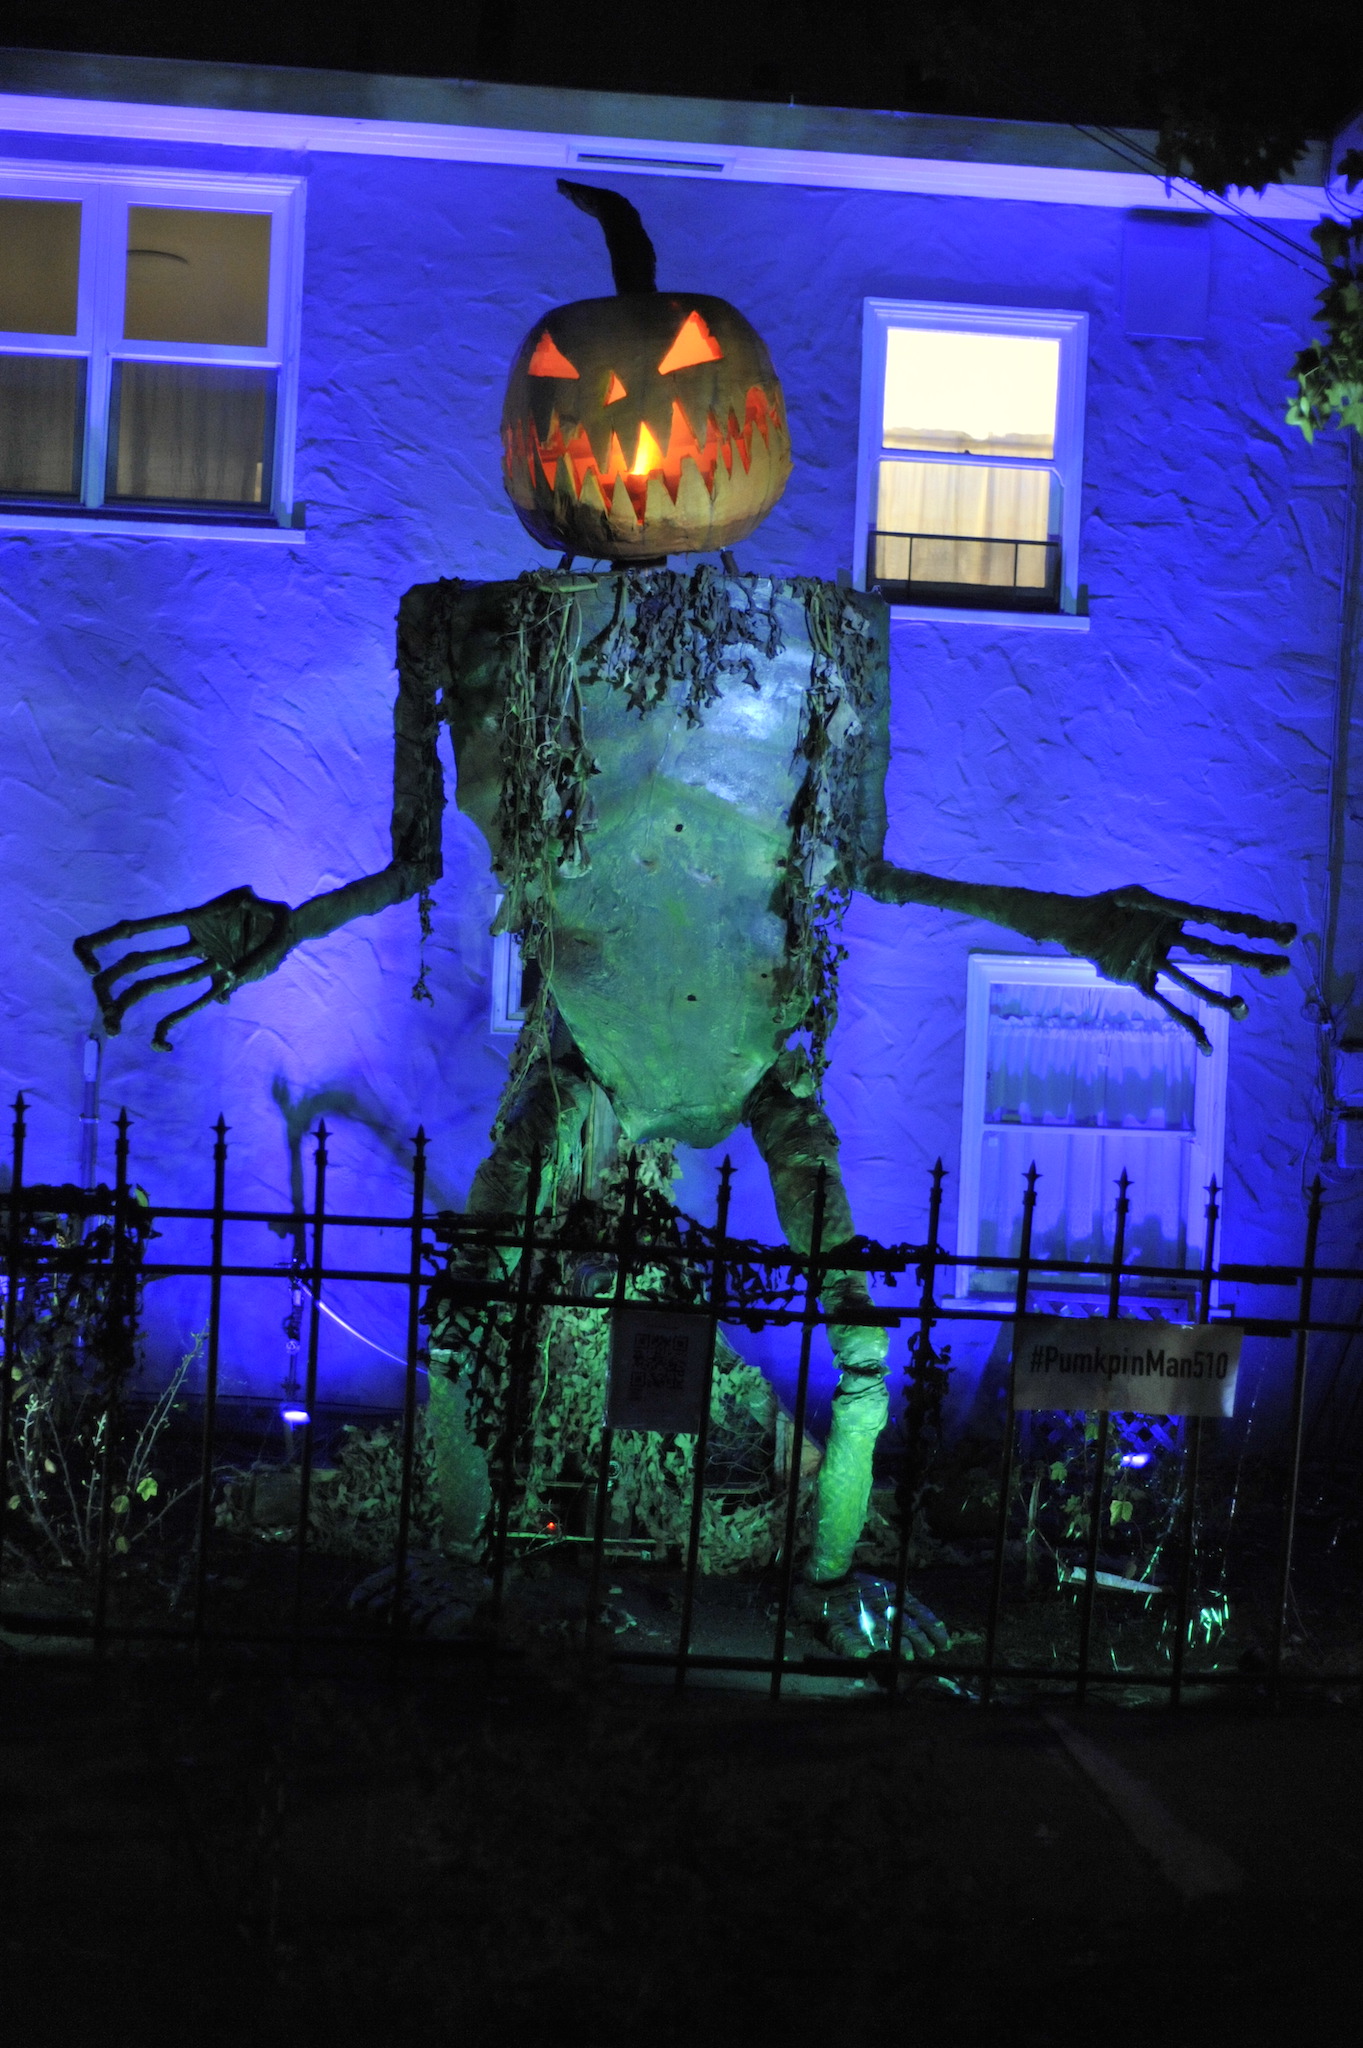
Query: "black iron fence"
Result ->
[[2, 1091, 1359, 1703]]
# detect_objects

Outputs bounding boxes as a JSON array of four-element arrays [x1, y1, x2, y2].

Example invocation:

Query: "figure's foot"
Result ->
[[794, 1572, 950, 1661], [349, 1552, 488, 1638]]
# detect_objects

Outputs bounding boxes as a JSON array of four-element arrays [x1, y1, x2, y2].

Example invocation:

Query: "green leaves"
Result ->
[[1287, 201, 1363, 442]]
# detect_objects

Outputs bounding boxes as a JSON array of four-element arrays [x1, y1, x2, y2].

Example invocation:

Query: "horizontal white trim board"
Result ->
[[0, 91, 1330, 219], [891, 606, 1090, 631], [0, 512, 305, 544]]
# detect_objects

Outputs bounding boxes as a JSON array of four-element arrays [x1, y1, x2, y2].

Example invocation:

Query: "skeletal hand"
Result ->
[[1053, 884, 1295, 1051], [74, 885, 293, 1050]]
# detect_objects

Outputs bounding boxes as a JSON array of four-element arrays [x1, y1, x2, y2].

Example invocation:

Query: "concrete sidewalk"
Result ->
[[0, 1654, 1356, 2045]]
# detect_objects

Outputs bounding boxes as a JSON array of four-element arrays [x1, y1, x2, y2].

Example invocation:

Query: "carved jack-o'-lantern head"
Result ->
[[502, 181, 792, 560]]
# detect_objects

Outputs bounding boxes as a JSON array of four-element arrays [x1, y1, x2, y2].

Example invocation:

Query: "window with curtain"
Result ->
[[489, 905, 542, 1035], [0, 168, 301, 532], [956, 956, 1230, 1299], [856, 302, 1087, 615]]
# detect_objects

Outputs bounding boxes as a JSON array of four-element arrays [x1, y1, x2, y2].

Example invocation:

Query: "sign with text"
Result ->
[[606, 1308, 710, 1434], [1012, 1318, 1243, 1419]]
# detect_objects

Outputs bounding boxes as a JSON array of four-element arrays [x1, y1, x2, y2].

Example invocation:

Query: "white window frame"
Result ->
[[490, 927, 530, 1036], [854, 299, 1088, 626], [0, 158, 305, 543], [956, 953, 1231, 1302]]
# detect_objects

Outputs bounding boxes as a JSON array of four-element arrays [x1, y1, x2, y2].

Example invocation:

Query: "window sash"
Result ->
[[855, 300, 1088, 615], [955, 954, 1230, 1300], [0, 163, 302, 525]]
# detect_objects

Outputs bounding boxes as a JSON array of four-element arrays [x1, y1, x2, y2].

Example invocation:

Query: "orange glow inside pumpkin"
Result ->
[[528, 331, 580, 378], [505, 384, 782, 525], [657, 309, 725, 374], [604, 370, 627, 404], [629, 421, 665, 475]]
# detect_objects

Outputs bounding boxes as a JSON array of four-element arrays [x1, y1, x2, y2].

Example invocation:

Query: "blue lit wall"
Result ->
[[0, 123, 1356, 1425]]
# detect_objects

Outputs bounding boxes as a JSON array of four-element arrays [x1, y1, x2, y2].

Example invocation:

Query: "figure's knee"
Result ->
[[470, 1050, 592, 1213], [828, 1360, 889, 1437], [829, 1319, 890, 1377], [746, 1066, 855, 1252]]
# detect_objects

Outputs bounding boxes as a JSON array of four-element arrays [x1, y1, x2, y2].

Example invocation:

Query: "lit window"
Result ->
[[0, 165, 303, 534], [956, 955, 1230, 1305], [490, 920, 541, 1036], [855, 302, 1087, 615]]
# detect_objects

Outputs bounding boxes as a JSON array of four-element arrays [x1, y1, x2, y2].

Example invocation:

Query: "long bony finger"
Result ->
[[1148, 983, 1213, 1055], [1112, 888, 1295, 948], [101, 962, 212, 1036], [91, 942, 199, 1023], [1160, 962, 1248, 1018], [74, 912, 198, 977], [1175, 935, 1292, 977], [151, 979, 228, 1052]]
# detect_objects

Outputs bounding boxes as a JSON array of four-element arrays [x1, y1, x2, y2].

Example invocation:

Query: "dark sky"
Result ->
[[5, 2, 1361, 188]]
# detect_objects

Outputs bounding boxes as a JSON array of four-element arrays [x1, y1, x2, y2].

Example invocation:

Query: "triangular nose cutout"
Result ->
[[605, 371, 627, 404], [658, 310, 725, 374], [528, 331, 580, 378]]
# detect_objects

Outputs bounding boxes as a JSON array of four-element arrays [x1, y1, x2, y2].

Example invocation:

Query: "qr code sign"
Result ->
[[607, 1311, 707, 1433], [628, 1332, 690, 1398]]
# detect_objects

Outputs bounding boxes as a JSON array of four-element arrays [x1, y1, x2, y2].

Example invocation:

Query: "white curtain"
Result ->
[[0, 355, 82, 495], [875, 459, 1051, 588], [975, 984, 1197, 1287], [111, 363, 272, 505]]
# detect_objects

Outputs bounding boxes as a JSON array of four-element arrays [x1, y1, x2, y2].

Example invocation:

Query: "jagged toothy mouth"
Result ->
[[504, 388, 784, 524]]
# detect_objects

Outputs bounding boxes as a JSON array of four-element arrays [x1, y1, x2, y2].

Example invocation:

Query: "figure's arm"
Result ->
[[75, 586, 449, 1050], [861, 859, 1295, 1052]]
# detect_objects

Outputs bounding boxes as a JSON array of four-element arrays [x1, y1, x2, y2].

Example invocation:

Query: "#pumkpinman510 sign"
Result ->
[[1012, 1319, 1243, 1418]]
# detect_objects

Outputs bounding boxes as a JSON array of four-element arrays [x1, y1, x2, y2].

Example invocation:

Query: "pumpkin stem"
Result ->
[[557, 180, 658, 294]]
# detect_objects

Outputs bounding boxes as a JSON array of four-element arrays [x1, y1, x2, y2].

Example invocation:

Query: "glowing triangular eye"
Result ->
[[604, 371, 627, 404], [658, 310, 724, 374], [528, 331, 580, 378]]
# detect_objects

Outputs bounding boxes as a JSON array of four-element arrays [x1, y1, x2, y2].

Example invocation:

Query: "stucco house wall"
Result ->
[[0, 53, 1355, 1423]]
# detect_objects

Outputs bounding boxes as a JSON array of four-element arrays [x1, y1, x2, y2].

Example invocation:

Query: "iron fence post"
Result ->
[[674, 1156, 734, 1692], [1271, 1176, 1322, 1704], [983, 1162, 1038, 1705], [92, 1107, 132, 1655], [290, 1121, 328, 1664], [1170, 1176, 1221, 1706], [1075, 1170, 1131, 1706], [391, 1127, 428, 1643], [489, 1144, 543, 1624], [769, 1164, 828, 1702], [887, 1158, 946, 1699], [588, 1150, 639, 1645], [191, 1115, 228, 1646], [0, 1093, 27, 1615]]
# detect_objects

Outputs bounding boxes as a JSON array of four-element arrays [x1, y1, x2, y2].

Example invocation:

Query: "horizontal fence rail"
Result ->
[[2, 1093, 1359, 1706]]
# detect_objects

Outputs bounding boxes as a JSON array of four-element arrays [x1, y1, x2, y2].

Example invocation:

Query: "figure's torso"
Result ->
[[427, 569, 889, 1147]]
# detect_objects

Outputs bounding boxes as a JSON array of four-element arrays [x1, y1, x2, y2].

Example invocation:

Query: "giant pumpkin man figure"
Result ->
[[77, 184, 1293, 1657]]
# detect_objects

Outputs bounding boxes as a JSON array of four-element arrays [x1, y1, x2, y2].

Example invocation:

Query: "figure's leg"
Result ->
[[746, 1064, 888, 1584], [747, 1063, 949, 1659], [425, 1024, 595, 1549]]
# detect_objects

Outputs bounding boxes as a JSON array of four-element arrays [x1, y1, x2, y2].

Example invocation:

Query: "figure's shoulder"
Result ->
[[399, 575, 518, 661], [776, 578, 890, 740]]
